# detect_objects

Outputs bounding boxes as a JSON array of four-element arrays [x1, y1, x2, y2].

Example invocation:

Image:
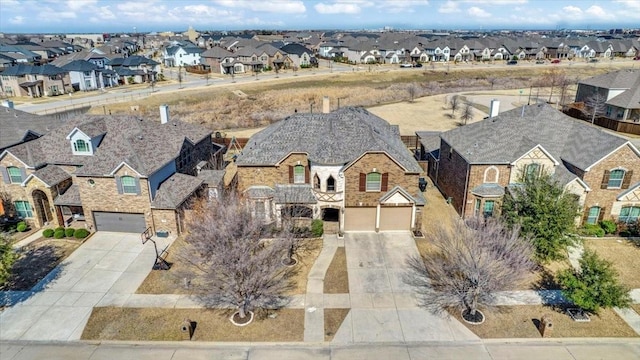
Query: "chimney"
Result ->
[[489, 99, 500, 118], [322, 96, 330, 114], [159, 104, 169, 124]]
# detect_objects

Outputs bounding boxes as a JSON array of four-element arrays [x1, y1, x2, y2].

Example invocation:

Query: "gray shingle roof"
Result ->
[[53, 184, 81, 206], [471, 183, 505, 197], [439, 103, 630, 171], [578, 69, 640, 89], [28, 165, 71, 187], [151, 173, 203, 209], [0, 108, 66, 151], [3, 114, 211, 177], [274, 184, 317, 204], [236, 107, 422, 173], [197, 169, 225, 187], [244, 185, 275, 198]]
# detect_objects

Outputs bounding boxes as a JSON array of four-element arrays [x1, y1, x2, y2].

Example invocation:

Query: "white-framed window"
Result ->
[[7, 166, 22, 183], [607, 169, 625, 188], [366, 172, 381, 191], [525, 163, 540, 181], [293, 165, 305, 184], [619, 206, 640, 224], [73, 139, 89, 153], [14, 201, 33, 218], [121, 176, 137, 194], [586, 206, 601, 224], [327, 176, 336, 192], [483, 200, 495, 217]]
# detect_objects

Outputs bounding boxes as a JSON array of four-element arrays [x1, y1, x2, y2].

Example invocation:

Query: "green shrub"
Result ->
[[74, 228, 89, 239], [311, 219, 324, 237], [55, 227, 65, 233], [53, 229, 65, 239], [65, 228, 75, 237], [599, 220, 617, 234], [16, 223, 27, 232], [557, 249, 631, 314], [42, 229, 55, 238], [580, 224, 604, 237]]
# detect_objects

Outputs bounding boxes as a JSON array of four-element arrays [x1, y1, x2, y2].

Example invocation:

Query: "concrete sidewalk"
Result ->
[[0, 232, 175, 341]]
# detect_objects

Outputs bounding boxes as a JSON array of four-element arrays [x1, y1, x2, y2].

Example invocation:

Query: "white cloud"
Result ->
[[376, 0, 428, 13], [314, 2, 362, 14], [613, 0, 640, 11], [96, 5, 116, 20], [212, 0, 306, 14], [67, 0, 96, 10], [585, 5, 614, 20], [562, 5, 583, 17], [439, 0, 460, 13], [9, 15, 24, 24], [463, 0, 527, 4], [467, 6, 490, 18], [0, 0, 21, 7]]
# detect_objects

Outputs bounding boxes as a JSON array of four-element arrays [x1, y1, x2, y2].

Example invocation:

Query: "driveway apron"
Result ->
[[333, 232, 478, 343], [0, 232, 171, 341]]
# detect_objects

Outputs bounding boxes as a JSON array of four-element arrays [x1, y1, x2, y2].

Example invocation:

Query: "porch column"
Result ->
[[411, 204, 416, 230], [375, 204, 380, 233]]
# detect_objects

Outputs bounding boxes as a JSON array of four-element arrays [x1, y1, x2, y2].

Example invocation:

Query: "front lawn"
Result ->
[[81, 307, 304, 341], [584, 238, 640, 289], [451, 305, 638, 338]]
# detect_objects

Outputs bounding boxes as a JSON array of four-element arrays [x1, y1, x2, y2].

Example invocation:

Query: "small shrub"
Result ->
[[311, 219, 324, 237], [599, 220, 617, 234], [617, 221, 640, 237], [42, 229, 55, 238], [16, 223, 27, 232], [53, 229, 65, 239], [580, 224, 604, 237], [74, 228, 89, 239], [55, 227, 65, 233], [65, 228, 75, 237]]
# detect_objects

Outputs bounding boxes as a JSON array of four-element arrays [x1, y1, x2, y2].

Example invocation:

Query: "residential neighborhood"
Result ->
[[1, 4, 640, 358]]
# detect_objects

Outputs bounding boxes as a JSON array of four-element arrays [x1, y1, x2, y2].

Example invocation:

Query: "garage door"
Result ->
[[344, 207, 376, 231], [379, 206, 412, 231], [93, 212, 146, 233]]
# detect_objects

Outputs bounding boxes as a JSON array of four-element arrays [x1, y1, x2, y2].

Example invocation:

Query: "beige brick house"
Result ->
[[427, 103, 640, 225], [0, 107, 221, 236], [235, 100, 425, 233]]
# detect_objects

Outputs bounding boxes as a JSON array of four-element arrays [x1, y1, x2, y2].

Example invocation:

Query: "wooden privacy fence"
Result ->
[[564, 105, 640, 136]]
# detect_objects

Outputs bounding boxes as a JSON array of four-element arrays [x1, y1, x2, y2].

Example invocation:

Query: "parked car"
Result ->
[[507, 60, 518, 65], [535, 59, 545, 64], [589, 58, 599, 63], [414, 63, 423, 68], [634, 56, 640, 60], [551, 59, 561, 64], [400, 63, 412, 68]]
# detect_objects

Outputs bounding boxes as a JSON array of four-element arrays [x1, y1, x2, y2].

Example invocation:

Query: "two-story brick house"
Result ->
[[429, 103, 640, 225], [235, 100, 425, 233], [0, 106, 215, 235]]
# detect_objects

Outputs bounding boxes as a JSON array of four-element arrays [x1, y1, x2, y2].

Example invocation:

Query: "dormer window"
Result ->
[[74, 139, 89, 153]]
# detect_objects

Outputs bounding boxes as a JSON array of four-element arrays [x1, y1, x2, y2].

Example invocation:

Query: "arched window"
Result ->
[[607, 169, 625, 188], [313, 174, 320, 190], [586, 206, 601, 224], [525, 163, 540, 181], [74, 139, 89, 153], [366, 172, 381, 191], [483, 166, 499, 183], [327, 176, 336, 192]]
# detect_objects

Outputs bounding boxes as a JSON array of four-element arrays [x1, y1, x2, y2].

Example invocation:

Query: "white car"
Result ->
[[400, 63, 413, 68]]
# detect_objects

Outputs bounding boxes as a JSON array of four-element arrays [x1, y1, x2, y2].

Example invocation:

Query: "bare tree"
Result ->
[[407, 83, 419, 102], [204, 71, 210, 86], [487, 76, 497, 90], [178, 195, 297, 322], [449, 94, 460, 117], [404, 217, 534, 322], [177, 66, 183, 88], [459, 102, 474, 125], [584, 91, 607, 124]]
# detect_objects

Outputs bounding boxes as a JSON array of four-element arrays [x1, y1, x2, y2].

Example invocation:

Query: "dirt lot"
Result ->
[[1, 237, 83, 291], [82, 307, 304, 341], [584, 238, 640, 289], [451, 305, 638, 338]]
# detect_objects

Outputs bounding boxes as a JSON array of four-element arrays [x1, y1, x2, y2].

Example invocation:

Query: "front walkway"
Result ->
[[0, 232, 175, 341]]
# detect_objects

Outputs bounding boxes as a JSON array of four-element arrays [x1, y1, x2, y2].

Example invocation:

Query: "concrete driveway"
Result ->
[[333, 232, 478, 343], [0, 232, 172, 341]]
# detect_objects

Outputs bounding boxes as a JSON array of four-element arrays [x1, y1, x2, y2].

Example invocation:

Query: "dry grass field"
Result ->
[[89, 61, 637, 137]]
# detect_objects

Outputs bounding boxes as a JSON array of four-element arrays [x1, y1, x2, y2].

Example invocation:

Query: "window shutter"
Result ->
[[0, 166, 9, 184], [288, 166, 294, 184], [20, 167, 27, 182], [359, 173, 366, 192], [115, 176, 123, 194], [381, 173, 389, 192], [598, 206, 606, 222], [621, 170, 633, 189], [600, 170, 610, 189], [581, 209, 590, 225], [305, 166, 310, 184], [135, 177, 141, 195]]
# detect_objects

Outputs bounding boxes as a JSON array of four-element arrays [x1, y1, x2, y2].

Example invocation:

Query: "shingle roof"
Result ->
[[151, 173, 203, 209], [578, 69, 640, 89], [471, 183, 505, 197], [439, 103, 631, 171], [61, 60, 99, 72], [53, 184, 81, 206], [274, 184, 317, 204], [0, 108, 66, 151], [197, 169, 225, 187], [236, 107, 422, 173], [2, 114, 212, 177], [244, 185, 274, 198], [606, 76, 640, 110], [27, 165, 71, 187]]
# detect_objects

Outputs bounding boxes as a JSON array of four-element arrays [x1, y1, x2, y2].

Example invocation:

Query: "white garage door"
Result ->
[[344, 207, 376, 231], [379, 206, 412, 231], [93, 211, 146, 233]]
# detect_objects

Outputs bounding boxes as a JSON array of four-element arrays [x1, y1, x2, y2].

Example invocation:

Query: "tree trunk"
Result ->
[[239, 302, 246, 319]]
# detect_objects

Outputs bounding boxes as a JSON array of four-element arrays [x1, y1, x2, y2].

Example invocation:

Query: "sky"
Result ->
[[1, 0, 639, 34]]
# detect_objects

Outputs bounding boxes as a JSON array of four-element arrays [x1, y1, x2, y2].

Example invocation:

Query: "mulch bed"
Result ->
[[324, 308, 350, 342], [1, 237, 83, 291], [323, 247, 349, 294]]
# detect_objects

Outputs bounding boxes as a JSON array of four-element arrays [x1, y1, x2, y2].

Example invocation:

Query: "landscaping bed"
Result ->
[[81, 307, 304, 341], [323, 247, 349, 294], [137, 237, 323, 295], [0, 236, 83, 291], [584, 238, 640, 289], [450, 305, 638, 338], [324, 308, 350, 342]]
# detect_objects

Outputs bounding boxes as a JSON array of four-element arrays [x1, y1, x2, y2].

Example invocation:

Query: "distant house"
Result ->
[[0, 64, 69, 97], [109, 55, 159, 84], [60, 60, 104, 91], [575, 69, 640, 123], [280, 43, 315, 67], [163, 45, 203, 67], [201, 47, 237, 74]]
